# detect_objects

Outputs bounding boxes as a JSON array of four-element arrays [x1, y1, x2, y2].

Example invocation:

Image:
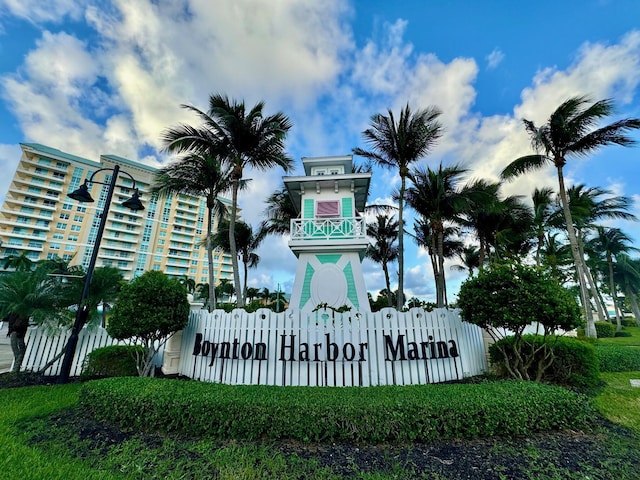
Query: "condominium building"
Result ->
[[0, 143, 234, 284]]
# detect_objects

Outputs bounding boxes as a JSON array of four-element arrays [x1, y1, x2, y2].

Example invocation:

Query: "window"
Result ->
[[53, 233, 64, 240], [316, 200, 340, 217], [56, 222, 67, 229], [73, 215, 83, 222], [76, 206, 86, 212], [68, 235, 78, 242], [62, 203, 73, 210], [59, 213, 70, 220], [70, 225, 81, 232], [50, 243, 61, 250]]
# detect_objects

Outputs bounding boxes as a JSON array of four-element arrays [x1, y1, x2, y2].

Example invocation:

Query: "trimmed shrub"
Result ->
[[596, 345, 640, 372], [614, 331, 633, 338], [595, 321, 615, 338], [79, 378, 596, 443], [621, 318, 636, 328], [489, 335, 599, 390], [81, 345, 144, 379]]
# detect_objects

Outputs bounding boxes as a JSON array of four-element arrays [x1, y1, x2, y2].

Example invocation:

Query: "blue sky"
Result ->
[[1, 0, 640, 302]]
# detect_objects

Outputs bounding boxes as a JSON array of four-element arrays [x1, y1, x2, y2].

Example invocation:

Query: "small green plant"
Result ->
[[107, 271, 190, 376], [80, 345, 144, 379], [595, 321, 615, 338], [614, 331, 632, 337]]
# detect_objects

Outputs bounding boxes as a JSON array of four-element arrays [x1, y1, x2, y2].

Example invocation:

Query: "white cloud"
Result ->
[[0, 143, 21, 205], [0, 0, 86, 26], [486, 48, 504, 69]]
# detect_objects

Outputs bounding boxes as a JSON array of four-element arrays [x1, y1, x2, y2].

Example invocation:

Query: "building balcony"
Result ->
[[290, 217, 366, 241]]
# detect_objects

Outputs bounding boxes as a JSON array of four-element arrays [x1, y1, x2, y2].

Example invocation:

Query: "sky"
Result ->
[[1, 0, 640, 303]]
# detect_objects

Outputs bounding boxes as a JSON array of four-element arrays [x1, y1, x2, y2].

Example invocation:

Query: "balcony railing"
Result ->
[[290, 217, 366, 241]]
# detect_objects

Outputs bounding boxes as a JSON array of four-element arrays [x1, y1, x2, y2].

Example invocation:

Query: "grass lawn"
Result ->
[[1, 326, 639, 479]]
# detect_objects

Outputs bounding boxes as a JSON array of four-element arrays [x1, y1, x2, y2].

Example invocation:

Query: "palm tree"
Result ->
[[613, 255, 640, 327], [162, 94, 293, 308], [216, 278, 235, 305], [540, 233, 574, 284], [354, 103, 443, 310], [258, 183, 298, 240], [365, 214, 399, 307], [246, 287, 260, 303], [152, 153, 233, 311], [451, 245, 481, 277], [501, 96, 640, 337], [213, 219, 262, 303], [532, 187, 555, 266], [0, 267, 76, 372], [2, 251, 34, 272], [87, 266, 124, 326], [405, 163, 469, 307], [589, 227, 638, 331]]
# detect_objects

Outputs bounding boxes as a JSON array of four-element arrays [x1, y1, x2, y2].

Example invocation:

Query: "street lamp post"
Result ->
[[58, 165, 144, 384]]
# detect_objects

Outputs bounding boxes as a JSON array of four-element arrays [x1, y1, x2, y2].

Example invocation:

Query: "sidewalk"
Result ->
[[0, 323, 14, 373]]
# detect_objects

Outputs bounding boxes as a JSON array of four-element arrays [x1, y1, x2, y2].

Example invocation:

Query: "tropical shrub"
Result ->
[[107, 271, 190, 376], [614, 331, 632, 338], [596, 345, 640, 372], [79, 378, 595, 443], [595, 321, 615, 338], [489, 335, 599, 390], [81, 345, 143, 379], [458, 263, 581, 381]]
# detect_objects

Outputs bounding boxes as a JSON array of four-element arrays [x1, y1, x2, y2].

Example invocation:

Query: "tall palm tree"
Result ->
[[405, 163, 469, 307], [162, 94, 293, 308], [354, 103, 443, 310], [501, 96, 640, 337], [540, 233, 574, 284], [87, 266, 124, 326], [613, 255, 640, 327], [532, 187, 555, 266], [365, 214, 399, 307], [153, 153, 233, 311], [257, 183, 298, 240], [557, 184, 637, 322], [213, 219, 263, 303], [589, 227, 638, 330]]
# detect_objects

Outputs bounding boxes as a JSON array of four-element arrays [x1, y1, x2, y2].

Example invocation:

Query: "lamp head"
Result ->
[[122, 189, 145, 211], [68, 181, 94, 203]]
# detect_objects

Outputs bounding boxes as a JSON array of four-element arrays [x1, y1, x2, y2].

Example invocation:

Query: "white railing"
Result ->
[[290, 217, 366, 241], [179, 307, 487, 387]]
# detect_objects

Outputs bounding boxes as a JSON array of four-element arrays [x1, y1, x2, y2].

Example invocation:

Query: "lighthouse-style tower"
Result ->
[[285, 155, 371, 313]]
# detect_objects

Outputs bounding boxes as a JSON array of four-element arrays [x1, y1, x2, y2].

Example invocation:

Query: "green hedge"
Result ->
[[489, 335, 600, 390], [80, 345, 143, 379], [614, 331, 633, 338], [595, 321, 616, 338], [78, 378, 595, 443], [596, 345, 640, 372]]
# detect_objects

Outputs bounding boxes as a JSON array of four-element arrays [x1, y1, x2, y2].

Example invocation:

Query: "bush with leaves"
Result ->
[[81, 345, 143, 379], [594, 321, 615, 338], [107, 271, 190, 376], [458, 263, 582, 382]]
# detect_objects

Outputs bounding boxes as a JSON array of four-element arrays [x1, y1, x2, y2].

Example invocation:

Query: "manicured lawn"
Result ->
[[597, 325, 640, 346], [0, 376, 639, 480]]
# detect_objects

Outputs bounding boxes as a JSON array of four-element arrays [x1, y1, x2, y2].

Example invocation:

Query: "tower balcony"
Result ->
[[289, 217, 367, 252]]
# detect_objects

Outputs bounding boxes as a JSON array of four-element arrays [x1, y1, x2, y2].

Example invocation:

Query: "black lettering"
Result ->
[[313, 342, 322, 361], [420, 341, 430, 359], [232, 339, 240, 359], [359, 342, 368, 361], [208, 343, 219, 366], [385, 334, 406, 361], [279, 334, 295, 361], [407, 341, 420, 360], [202, 340, 211, 357], [299, 342, 309, 361], [240, 342, 253, 359], [220, 342, 231, 359], [343, 343, 355, 361], [436, 341, 449, 358], [449, 340, 459, 357], [254, 342, 267, 360], [192, 333, 203, 355], [326, 333, 339, 361]]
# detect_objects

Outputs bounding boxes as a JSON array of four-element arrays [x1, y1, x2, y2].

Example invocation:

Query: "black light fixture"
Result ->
[[58, 164, 144, 384]]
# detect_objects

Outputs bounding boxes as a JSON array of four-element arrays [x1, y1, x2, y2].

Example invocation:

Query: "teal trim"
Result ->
[[303, 199, 314, 219], [316, 254, 341, 264], [21, 143, 99, 168], [341, 197, 352, 217], [300, 263, 315, 308], [343, 262, 359, 308]]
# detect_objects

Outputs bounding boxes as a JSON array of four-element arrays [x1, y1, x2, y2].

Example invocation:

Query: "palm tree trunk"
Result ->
[[478, 239, 486, 272], [556, 164, 596, 337], [577, 232, 606, 322], [206, 202, 217, 311], [437, 227, 446, 308], [396, 175, 405, 310], [382, 263, 393, 307], [607, 253, 622, 331], [230, 176, 243, 308], [624, 283, 640, 328], [243, 254, 249, 305]]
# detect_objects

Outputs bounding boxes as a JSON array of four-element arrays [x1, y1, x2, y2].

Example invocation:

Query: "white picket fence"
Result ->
[[21, 326, 121, 376], [179, 307, 487, 386]]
